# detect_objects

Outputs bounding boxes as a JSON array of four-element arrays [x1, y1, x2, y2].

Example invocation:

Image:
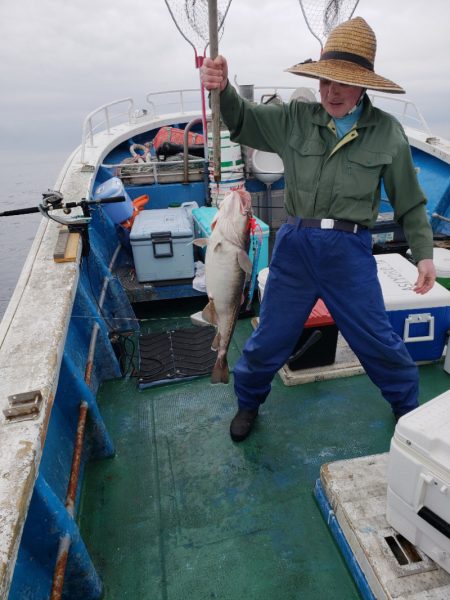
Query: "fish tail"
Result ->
[[211, 356, 229, 384]]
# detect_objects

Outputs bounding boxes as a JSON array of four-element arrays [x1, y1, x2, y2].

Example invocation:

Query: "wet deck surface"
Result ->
[[78, 297, 450, 599]]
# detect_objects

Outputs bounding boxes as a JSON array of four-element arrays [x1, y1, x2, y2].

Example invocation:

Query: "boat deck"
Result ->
[[316, 454, 450, 600], [78, 297, 450, 600]]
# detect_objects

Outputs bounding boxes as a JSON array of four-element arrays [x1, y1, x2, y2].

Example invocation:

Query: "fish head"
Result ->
[[217, 189, 252, 225]]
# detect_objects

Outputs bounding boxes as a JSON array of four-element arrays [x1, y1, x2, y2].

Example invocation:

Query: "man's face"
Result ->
[[319, 79, 364, 118]]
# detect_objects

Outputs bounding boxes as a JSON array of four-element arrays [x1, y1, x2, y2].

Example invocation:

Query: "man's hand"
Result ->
[[414, 258, 436, 294], [200, 56, 228, 92]]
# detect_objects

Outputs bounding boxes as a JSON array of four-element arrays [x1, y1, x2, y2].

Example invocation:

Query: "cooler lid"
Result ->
[[394, 389, 450, 471], [434, 247, 450, 278], [375, 253, 450, 309], [305, 299, 335, 327], [192, 207, 216, 232], [130, 208, 193, 240], [192, 206, 269, 235]]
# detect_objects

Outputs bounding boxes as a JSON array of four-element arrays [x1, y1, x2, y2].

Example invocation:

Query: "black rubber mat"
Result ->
[[138, 326, 217, 388]]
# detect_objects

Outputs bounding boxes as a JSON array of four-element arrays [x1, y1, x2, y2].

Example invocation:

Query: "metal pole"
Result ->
[[208, 0, 221, 182]]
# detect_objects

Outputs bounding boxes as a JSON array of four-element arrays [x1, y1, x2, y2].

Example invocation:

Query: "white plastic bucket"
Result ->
[[207, 130, 243, 176], [434, 247, 450, 289], [209, 180, 245, 207], [208, 164, 244, 182]]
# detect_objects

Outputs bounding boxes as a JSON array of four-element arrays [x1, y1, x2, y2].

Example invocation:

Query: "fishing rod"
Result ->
[[0, 191, 125, 221], [0, 190, 126, 256]]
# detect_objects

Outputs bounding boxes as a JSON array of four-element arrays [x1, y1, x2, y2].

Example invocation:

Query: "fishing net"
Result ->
[[164, 0, 232, 65], [164, 1, 233, 182], [297, 0, 360, 48]]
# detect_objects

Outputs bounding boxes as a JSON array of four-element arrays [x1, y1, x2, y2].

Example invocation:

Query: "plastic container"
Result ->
[[130, 208, 194, 282], [375, 253, 450, 361], [434, 247, 450, 290], [93, 177, 134, 224], [192, 206, 269, 274], [207, 130, 245, 206], [208, 180, 246, 207], [386, 389, 450, 574], [257, 268, 338, 370]]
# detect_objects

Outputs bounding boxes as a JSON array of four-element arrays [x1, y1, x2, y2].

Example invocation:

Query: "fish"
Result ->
[[194, 189, 253, 383]]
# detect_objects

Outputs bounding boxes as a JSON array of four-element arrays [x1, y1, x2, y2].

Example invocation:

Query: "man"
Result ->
[[200, 17, 436, 442]]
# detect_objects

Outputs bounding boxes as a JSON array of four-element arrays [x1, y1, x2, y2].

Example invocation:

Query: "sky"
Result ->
[[0, 0, 449, 166]]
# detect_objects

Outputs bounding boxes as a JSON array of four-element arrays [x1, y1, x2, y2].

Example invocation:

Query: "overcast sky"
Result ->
[[1, 0, 449, 164]]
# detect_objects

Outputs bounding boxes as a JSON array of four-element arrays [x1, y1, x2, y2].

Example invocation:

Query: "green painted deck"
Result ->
[[78, 297, 450, 600]]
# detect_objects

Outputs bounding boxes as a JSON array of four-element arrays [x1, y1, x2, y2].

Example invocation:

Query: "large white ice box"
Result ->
[[386, 389, 450, 573], [130, 208, 194, 282], [375, 253, 450, 361]]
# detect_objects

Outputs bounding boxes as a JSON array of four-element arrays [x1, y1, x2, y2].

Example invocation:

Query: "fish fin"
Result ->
[[211, 332, 220, 351], [193, 238, 208, 247], [202, 300, 218, 326], [211, 356, 229, 384], [238, 250, 253, 274]]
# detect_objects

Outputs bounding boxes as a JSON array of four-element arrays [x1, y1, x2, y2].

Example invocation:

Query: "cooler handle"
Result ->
[[417, 506, 450, 540], [403, 313, 434, 343], [151, 231, 173, 258]]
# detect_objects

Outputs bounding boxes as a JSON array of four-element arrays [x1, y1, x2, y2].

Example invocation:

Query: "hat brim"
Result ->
[[286, 59, 405, 94]]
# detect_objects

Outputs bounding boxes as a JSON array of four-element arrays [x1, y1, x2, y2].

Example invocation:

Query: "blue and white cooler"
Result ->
[[130, 208, 194, 282], [375, 253, 450, 361]]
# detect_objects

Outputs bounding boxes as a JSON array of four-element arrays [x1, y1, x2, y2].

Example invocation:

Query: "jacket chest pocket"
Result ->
[[287, 134, 327, 191], [344, 147, 392, 196]]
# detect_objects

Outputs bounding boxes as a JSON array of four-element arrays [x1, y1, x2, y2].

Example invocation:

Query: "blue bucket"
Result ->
[[94, 177, 133, 224]]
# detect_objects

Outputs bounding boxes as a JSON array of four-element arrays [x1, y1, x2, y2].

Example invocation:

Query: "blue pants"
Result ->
[[234, 222, 419, 417]]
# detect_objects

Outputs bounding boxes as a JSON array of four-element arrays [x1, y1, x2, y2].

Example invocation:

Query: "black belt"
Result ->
[[287, 216, 366, 234]]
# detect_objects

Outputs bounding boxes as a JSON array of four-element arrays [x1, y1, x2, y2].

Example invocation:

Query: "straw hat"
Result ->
[[286, 17, 405, 94]]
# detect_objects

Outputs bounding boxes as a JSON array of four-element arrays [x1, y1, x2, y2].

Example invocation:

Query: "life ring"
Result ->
[[130, 143, 150, 162]]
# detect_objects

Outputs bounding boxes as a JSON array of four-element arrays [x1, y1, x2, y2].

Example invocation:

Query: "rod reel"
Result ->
[[1, 190, 126, 257]]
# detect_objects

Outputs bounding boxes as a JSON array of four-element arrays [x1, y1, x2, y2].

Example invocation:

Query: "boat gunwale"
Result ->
[[0, 107, 211, 597]]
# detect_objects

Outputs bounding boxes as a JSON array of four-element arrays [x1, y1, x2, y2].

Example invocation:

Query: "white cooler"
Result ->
[[375, 253, 450, 361], [130, 208, 194, 282], [386, 389, 450, 573]]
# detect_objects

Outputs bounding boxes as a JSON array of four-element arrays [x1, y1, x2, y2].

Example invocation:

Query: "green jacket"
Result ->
[[219, 83, 433, 262]]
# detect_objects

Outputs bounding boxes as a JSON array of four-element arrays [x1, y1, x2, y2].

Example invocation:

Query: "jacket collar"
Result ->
[[311, 94, 378, 129]]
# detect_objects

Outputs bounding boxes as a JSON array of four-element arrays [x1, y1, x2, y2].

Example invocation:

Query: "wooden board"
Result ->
[[53, 229, 80, 262]]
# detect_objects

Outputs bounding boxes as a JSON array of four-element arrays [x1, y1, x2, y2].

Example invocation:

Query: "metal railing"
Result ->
[[79, 87, 432, 166], [80, 98, 135, 163], [368, 93, 431, 133], [145, 88, 203, 119]]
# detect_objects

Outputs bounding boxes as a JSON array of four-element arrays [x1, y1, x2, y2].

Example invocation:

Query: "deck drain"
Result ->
[[381, 530, 437, 576], [384, 534, 422, 565]]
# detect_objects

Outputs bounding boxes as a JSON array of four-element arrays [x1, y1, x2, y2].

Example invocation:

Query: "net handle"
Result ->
[[208, 0, 221, 182]]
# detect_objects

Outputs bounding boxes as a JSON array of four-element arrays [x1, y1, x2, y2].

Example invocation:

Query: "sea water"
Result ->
[[0, 153, 62, 318]]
